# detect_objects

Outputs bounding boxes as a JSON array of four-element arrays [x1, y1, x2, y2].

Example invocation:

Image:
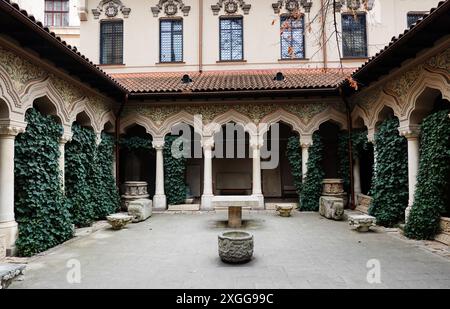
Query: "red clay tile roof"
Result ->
[[112, 68, 355, 94]]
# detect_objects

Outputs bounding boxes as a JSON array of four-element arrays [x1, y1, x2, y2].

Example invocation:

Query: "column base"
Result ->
[[405, 206, 412, 223], [252, 194, 265, 209], [0, 220, 18, 256], [201, 195, 214, 211], [153, 194, 167, 210]]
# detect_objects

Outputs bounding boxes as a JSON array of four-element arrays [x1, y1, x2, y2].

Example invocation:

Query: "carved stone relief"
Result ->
[[211, 0, 251, 16], [272, 0, 313, 14], [151, 0, 191, 17], [92, 0, 131, 19]]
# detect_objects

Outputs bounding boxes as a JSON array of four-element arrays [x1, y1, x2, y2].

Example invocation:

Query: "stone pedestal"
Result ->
[[355, 193, 373, 214], [435, 217, 450, 246], [348, 214, 376, 232], [121, 181, 149, 210], [228, 207, 242, 228], [319, 196, 344, 220], [322, 178, 348, 207], [0, 234, 5, 261], [128, 199, 152, 222]]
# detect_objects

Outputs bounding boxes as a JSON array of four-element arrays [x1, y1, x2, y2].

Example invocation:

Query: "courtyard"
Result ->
[[9, 211, 450, 289]]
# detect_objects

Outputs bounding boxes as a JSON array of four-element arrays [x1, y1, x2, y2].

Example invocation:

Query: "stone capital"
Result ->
[[152, 138, 165, 150], [0, 125, 26, 137], [59, 133, 73, 144], [398, 125, 420, 139], [300, 134, 313, 148], [201, 136, 215, 150]]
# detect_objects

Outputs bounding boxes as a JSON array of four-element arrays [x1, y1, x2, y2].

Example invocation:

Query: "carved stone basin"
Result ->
[[106, 213, 133, 230], [218, 231, 253, 263]]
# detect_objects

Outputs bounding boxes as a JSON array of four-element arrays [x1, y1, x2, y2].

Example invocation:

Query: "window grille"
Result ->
[[342, 13, 367, 58], [100, 20, 123, 65], [44, 0, 69, 27], [407, 12, 426, 27], [160, 19, 183, 63], [280, 15, 305, 59], [220, 17, 243, 61]]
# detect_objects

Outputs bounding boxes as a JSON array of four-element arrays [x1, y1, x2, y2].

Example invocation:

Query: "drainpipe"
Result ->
[[339, 86, 355, 210], [320, 0, 328, 70], [198, 0, 204, 73], [115, 93, 128, 188]]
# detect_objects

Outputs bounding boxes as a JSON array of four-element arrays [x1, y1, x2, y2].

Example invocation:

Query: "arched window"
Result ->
[[44, 0, 69, 27]]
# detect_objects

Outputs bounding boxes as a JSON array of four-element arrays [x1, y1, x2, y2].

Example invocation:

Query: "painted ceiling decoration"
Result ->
[[211, 0, 252, 16], [334, 0, 375, 12], [151, 0, 191, 17], [92, 0, 131, 19], [272, 0, 313, 14]]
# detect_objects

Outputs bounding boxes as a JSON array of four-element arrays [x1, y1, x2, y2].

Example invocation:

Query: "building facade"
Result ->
[[0, 0, 449, 256], [12, 0, 80, 47], [77, 0, 441, 73]]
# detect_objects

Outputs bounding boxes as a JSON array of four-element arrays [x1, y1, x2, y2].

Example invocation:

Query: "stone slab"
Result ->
[[265, 203, 298, 210], [434, 233, 450, 246], [319, 196, 344, 220], [0, 264, 26, 289], [168, 204, 200, 211]]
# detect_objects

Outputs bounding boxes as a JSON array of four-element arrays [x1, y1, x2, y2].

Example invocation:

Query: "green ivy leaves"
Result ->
[[65, 125, 120, 227], [300, 132, 325, 211], [164, 135, 188, 205], [368, 118, 408, 227], [119, 136, 153, 151], [286, 136, 302, 205], [14, 108, 73, 257], [405, 109, 450, 239]]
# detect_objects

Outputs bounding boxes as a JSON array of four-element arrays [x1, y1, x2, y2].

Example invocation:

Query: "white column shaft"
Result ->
[[203, 147, 213, 196], [0, 136, 15, 223], [353, 157, 362, 195], [155, 147, 165, 195], [301, 146, 309, 183], [252, 147, 262, 195], [407, 137, 420, 207]]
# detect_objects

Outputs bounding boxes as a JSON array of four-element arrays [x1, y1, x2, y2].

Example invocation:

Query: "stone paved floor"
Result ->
[[9, 211, 450, 289]]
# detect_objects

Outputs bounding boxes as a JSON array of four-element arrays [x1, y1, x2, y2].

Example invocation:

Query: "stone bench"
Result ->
[[0, 264, 26, 289], [348, 214, 376, 232], [319, 196, 344, 221], [128, 199, 152, 223]]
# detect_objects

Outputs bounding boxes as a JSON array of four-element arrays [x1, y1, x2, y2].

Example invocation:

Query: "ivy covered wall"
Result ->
[[405, 109, 450, 239], [14, 108, 73, 257], [286, 136, 302, 201], [368, 118, 408, 227], [164, 135, 187, 205], [300, 132, 324, 211]]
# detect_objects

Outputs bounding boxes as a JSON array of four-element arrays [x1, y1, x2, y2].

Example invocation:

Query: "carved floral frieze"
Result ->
[[0, 47, 46, 96], [272, 0, 313, 14], [49, 74, 84, 108], [385, 66, 422, 107], [426, 49, 450, 75], [126, 101, 334, 129]]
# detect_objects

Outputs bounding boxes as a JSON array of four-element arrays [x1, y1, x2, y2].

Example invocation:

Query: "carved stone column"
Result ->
[[201, 136, 214, 210], [300, 134, 313, 183], [0, 125, 25, 255], [399, 125, 420, 222], [152, 138, 167, 210]]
